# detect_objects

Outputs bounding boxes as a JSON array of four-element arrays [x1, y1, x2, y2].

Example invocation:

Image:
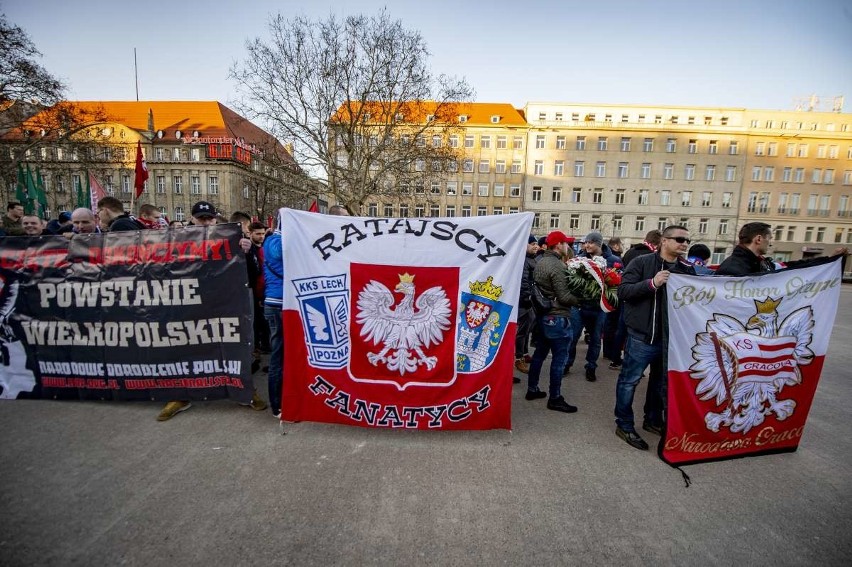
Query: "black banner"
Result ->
[[0, 224, 254, 402]]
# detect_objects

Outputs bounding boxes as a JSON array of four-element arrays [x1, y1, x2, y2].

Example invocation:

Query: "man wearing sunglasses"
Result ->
[[613, 225, 696, 450]]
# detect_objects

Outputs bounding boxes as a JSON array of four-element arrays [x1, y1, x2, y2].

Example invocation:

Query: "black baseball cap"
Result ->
[[191, 201, 217, 218]]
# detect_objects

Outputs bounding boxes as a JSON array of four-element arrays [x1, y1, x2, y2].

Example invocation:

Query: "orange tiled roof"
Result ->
[[9, 100, 295, 164], [333, 101, 527, 126]]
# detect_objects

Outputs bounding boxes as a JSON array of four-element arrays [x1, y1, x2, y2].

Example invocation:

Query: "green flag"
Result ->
[[24, 164, 37, 215], [80, 172, 91, 209], [15, 163, 28, 204], [35, 167, 49, 219]]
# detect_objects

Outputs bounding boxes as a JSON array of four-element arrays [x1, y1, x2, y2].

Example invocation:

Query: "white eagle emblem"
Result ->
[[355, 272, 452, 375], [689, 297, 815, 434]]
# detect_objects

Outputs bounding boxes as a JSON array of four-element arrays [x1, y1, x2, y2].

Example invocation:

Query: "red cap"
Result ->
[[546, 231, 573, 247]]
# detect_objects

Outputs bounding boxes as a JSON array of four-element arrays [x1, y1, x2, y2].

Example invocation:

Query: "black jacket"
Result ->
[[618, 252, 695, 344], [716, 245, 843, 276], [108, 214, 146, 232], [621, 242, 654, 267], [518, 252, 537, 308]]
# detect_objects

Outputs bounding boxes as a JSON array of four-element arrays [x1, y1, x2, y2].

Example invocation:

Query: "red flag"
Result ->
[[134, 141, 148, 199], [88, 172, 107, 210], [308, 200, 318, 213]]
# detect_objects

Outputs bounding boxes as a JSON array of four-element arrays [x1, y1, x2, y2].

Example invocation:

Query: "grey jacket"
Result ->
[[532, 250, 578, 317]]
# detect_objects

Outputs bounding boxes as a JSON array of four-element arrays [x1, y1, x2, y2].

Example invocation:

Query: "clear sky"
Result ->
[[4, 0, 851, 112]]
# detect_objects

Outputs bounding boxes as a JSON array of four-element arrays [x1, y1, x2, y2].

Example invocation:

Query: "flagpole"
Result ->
[[134, 48, 139, 101]]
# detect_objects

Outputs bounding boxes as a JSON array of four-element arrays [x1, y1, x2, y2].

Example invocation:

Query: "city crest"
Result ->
[[457, 276, 512, 373]]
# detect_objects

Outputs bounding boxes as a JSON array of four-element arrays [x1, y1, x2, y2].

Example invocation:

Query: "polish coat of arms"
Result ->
[[689, 297, 815, 434], [353, 269, 454, 389]]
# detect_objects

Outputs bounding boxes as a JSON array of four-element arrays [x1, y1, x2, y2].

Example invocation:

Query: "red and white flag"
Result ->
[[134, 141, 148, 199], [663, 259, 842, 465], [278, 208, 533, 430]]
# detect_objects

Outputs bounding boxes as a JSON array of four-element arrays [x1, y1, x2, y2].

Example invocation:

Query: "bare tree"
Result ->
[[229, 9, 474, 212], [0, 13, 64, 107]]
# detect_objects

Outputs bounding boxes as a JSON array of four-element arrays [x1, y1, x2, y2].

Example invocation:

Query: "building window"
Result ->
[[635, 216, 645, 231], [786, 226, 795, 240], [615, 189, 625, 204], [535, 135, 545, 149], [747, 192, 757, 213], [768, 142, 778, 156], [556, 136, 566, 149], [549, 214, 560, 228], [173, 148, 181, 161], [613, 215, 622, 231], [510, 184, 521, 197], [481, 135, 491, 149], [477, 206, 487, 217], [478, 183, 489, 197], [479, 159, 490, 173], [812, 168, 822, 184], [400, 204, 410, 217], [554, 160, 564, 176], [804, 226, 813, 241], [698, 218, 708, 233], [174, 206, 185, 222], [718, 165, 733, 183], [572, 187, 582, 203], [728, 141, 738, 155], [446, 181, 457, 195], [620, 137, 631, 152], [496, 160, 506, 174], [778, 192, 788, 213], [782, 167, 793, 182], [685, 164, 695, 181], [660, 190, 671, 206], [462, 182, 472, 196], [207, 176, 218, 195], [755, 142, 765, 156], [190, 176, 200, 194], [430, 180, 441, 195], [532, 186, 542, 202], [444, 205, 455, 217], [496, 135, 507, 149], [682, 191, 692, 206], [824, 169, 835, 184], [534, 160, 543, 175], [590, 215, 601, 230], [464, 135, 474, 148], [658, 217, 668, 231], [513, 137, 523, 149], [569, 214, 580, 229], [618, 162, 628, 178], [551, 187, 562, 202], [707, 140, 717, 154], [461, 206, 471, 217], [638, 189, 649, 205], [122, 175, 131, 193], [643, 138, 654, 152], [764, 166, 774, 182], [790, 193, 801, 214], [752, 166, 762, 181], [719, 219, 728, 235], [574, 161, 585, 177], [576, 136, 586, 150], [593, 188, 603, 204], [838, 195, 849, 216], [702, 191, 712, 207], [641, 163, 651, 179], [817, 144, 826, 158], [758, 192, 770, 214], [666, 138, 676, 152], [511, 160, 522, 173], [598, 137, 608, 151], [156, 176, 166, 194], [705, 165, 716, 181], [463, 159, 474, 172], [794, 168, 805, 183], [798, 144, 808, 158], [595, 161, 606, 177], [663, 163, 674, 180], [449, 135, 459, 148], [819, 195, 830, 216], [494, 183, 505, 197], [532, 213, 541, 229], [688, 139, 697, 154]]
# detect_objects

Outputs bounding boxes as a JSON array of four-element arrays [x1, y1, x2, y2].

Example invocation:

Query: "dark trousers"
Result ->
[[515, 306, 535, 358]]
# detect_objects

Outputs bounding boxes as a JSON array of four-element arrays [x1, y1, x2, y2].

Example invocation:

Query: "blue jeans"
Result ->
[[264, 304, 283, 413], [567, 306, 605, 370], [527, 315, 573, 399], [614, 334, 665, 431]]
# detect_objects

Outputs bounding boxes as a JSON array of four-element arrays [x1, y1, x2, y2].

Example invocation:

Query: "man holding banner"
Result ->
[[614, 225, 696, 450]]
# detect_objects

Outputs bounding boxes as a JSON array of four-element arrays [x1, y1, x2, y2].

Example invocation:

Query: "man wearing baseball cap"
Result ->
[[525, 230, 580, 413], [190, 200, 218, 225]]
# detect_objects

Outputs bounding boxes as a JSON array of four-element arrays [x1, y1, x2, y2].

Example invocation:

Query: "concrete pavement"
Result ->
[[1, 288, 850, 565]]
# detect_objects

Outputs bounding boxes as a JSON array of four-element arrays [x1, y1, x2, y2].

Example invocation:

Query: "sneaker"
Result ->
[[272, 408, 281, 419], [616, 427, 649, 450], [608, 361, 622, 369], [585, 368, 597, 382], [241, 390, 268, 411], [546, 396, 578, 413], [514, 358, 530, 374], [157, 401, 191, 421], [642, 422, 663, 436], [525, 389, 547, 401]]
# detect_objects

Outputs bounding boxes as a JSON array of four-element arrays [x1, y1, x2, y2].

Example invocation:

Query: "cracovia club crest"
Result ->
[[350, 264, 458, 390], [689, 296, 815, 434], [456, 276, 511, 372]]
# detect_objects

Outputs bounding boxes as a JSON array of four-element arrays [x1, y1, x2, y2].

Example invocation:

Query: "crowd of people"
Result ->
[[516, 223, 848, 451], [2, 202, 848, 438]]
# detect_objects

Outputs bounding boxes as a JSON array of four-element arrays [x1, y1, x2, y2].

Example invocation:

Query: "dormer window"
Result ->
[[426, 114, 435, 122], [394, 112, 404, 121], [156, 130, 164, 138], [362, 112, 371, 121], [192, 130, 200, 138], [458, 115, 468, 123], [175, 130, 182, 139], [490, 115, 501, 124]]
